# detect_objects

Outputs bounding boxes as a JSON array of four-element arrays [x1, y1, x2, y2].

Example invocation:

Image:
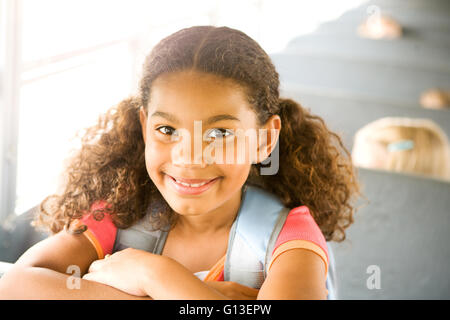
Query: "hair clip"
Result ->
[[387, 140, 414, 152]]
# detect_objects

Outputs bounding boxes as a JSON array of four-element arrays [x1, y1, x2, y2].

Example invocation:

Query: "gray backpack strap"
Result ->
[[264, 206, 291, 277], [326, 243, 338, 299], [113, 214, 168, 254], [224, 185, 285, 288]]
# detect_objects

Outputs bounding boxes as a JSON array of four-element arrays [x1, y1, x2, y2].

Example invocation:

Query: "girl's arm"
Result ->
[[141, 249, 327, 300], [0, 266, 150, 299], [82, 248, 230, 299], [257, 248, 328, 300], [0, 230, 151, 299], [142, 255, 231, 300]]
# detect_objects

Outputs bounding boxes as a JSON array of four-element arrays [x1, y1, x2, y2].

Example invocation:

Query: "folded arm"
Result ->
[[0, 230, 150, 300]]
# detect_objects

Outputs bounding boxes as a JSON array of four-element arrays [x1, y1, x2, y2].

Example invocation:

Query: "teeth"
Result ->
[[175, 179, 209, 187]]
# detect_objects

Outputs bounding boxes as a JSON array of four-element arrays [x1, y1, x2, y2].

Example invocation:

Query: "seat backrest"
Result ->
[[281, 89, 450, 151], [270, 53, 450, 107], [298, 0, 450, 50], [329, 167, 450, 299], [311, 0, 450, 38], [0, 206, 48, 263], [284, 33, 450, 73]]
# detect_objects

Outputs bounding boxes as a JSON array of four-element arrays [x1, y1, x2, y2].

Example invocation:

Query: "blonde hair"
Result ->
[[352, 117, 450, 180], [420, 89, 450, 110]]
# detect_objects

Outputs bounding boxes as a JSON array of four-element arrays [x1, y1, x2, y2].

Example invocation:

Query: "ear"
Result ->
[[255, 114, 281, 164], [139, 106, 147, 144]]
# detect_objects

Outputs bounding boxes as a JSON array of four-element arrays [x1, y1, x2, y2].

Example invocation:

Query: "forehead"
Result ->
[[148, 70, 253, 120]]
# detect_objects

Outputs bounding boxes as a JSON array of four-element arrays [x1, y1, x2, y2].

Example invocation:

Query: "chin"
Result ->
[[165, 197, 211, 216]]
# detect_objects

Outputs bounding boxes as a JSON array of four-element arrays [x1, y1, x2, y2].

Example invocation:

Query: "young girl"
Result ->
[[0, 26, 359, 299], [352, 117, 450, 181]]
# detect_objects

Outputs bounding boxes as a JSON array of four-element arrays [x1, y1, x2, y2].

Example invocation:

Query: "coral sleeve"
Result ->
[[268, 206, 329, 275], [69, 201, 117, 259]]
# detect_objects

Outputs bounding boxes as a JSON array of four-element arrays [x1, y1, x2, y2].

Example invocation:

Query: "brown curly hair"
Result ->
[[35, 26, 360, 242]]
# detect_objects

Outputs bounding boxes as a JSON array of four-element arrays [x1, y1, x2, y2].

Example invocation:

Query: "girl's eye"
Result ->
[[156, 126, 178, 137], [205, 128, 234, 141]]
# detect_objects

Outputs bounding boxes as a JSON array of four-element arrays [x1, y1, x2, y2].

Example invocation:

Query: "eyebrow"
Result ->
[[150, 111, 240, 126]]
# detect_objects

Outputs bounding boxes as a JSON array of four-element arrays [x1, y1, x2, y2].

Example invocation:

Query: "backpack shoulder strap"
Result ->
[[113, 213, 168, 254], [264, 206, 291, 277], [224, 184, 287, 288]]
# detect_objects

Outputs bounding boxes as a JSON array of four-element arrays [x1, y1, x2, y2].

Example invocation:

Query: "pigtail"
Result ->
[[257, 98, 360, 241]]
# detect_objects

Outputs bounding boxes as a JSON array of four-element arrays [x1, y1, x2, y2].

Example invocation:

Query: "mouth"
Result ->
[[164, 173, 221, 195]]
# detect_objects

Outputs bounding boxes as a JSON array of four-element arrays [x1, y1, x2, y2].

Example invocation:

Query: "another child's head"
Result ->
[[37, 26, 360, 241], [352, 117, 450, 180], [420, 89, 450, 110], [357, 13, 402, 40]]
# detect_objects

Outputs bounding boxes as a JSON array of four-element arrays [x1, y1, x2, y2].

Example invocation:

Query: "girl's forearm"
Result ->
[[142, 256, 229, 300], [0, 266, 151, 300]]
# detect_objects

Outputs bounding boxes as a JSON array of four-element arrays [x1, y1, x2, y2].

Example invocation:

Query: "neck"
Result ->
[[172, 187, 244, 237]]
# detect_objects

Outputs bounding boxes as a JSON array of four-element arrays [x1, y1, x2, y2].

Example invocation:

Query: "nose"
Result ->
[[170, 126, 209, 168]]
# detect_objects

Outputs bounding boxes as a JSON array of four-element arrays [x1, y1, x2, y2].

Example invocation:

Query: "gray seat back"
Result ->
[[280, 89, 450, 151], [284, 33, 450, 73], [310, 0, 450, 47], [0, 206, 48, 263], [330, 168, 450, 299], [270, 53, 450, 107]]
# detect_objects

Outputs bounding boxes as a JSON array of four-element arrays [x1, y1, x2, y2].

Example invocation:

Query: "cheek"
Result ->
[[203, 133, 258, 165], [218, 162, 251, 181], [144, 140, 170, 178]]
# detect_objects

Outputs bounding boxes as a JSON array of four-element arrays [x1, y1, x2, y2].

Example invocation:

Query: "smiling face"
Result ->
[[139, 70, 279, 220]]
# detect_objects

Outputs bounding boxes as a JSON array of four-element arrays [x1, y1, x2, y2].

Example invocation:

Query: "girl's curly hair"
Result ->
[[35, 26, 360, 242]]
